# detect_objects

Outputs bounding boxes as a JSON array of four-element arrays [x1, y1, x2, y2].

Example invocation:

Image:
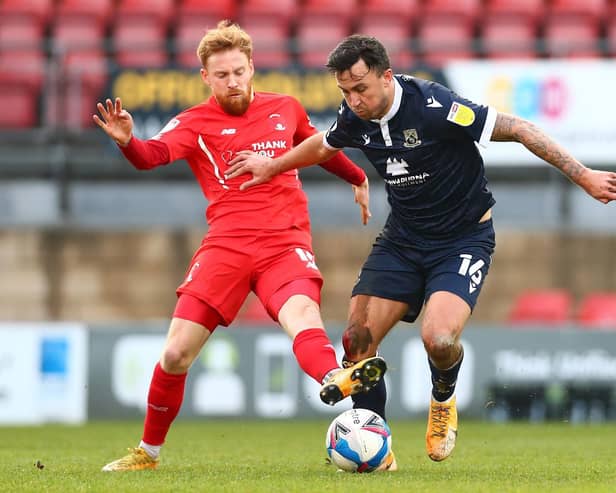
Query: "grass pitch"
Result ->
[[1, 419, 615, 492]]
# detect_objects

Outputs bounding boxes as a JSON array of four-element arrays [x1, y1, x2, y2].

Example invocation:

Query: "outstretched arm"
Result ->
[[226, 132, 337, 189], [93, 97, 170, 170], [491, 113, 616, 204]]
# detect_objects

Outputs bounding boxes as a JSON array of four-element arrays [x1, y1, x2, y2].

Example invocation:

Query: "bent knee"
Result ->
[[422, 324, 462, 361], [160, 346, 194, 373]]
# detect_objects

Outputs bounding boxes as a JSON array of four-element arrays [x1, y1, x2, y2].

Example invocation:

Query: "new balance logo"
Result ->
[[221, 128, 236, 135]]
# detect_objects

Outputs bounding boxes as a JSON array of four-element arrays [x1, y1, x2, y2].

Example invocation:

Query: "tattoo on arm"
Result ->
[[491, 113, 586, 183]]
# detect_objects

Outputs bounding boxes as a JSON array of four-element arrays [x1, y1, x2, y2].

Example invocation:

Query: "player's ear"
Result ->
[[200, 67, 209, 85]]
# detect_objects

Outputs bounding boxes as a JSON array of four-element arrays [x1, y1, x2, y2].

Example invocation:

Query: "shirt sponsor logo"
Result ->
[[385, 172, 430, 187], [447, 102, 475, 127], [251, 140, 288, 158], [386, 157, 409, 176]]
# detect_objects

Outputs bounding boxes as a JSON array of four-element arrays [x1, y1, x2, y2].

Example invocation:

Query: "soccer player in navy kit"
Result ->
[[227, 35, 616, 466]]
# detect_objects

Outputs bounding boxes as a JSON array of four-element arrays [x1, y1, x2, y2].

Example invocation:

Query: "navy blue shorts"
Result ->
[[352, 219, 496, 323]]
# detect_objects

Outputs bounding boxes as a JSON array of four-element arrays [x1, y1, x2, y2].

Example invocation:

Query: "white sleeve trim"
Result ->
[[323, 133, 342, 150], [478, 106, 497, 148]]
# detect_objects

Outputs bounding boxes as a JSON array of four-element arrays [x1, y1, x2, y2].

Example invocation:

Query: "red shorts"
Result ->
[[176, 229, 323, 326]]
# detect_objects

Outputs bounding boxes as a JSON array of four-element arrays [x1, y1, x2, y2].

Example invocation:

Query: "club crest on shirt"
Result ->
[[403, 128, 421, 148], [268, 113, 286, 131], [447, 102, 475, 127]]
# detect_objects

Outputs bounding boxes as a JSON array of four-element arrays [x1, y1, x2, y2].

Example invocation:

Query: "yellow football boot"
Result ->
[[426, 396, 458, 462], [101, 447, 159, 472], [375, 450, 398, 472], [319, 356, 387, 405]]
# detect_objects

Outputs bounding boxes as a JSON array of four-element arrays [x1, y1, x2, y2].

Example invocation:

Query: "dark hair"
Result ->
[[326, 35, 391, 76]]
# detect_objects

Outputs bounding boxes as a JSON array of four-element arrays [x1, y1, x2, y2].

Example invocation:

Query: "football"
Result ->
[[325, 408, 392, 473]]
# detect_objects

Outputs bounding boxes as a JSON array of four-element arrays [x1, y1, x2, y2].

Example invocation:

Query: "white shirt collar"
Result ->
[[371, 77, 402, 123]]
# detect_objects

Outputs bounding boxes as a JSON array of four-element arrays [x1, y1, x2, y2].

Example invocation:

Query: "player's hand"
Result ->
[[226, 150, 279, 190], [577, 168, 616, 204], [93, 97, 134, 147], [353, 177, 372, 225]]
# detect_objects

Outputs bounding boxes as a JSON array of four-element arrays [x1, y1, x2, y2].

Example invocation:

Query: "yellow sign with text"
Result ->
[[111, 69, 343, 113]]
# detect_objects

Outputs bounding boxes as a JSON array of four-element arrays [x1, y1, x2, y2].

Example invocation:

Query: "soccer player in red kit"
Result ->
[[95, 20, 387, 471]]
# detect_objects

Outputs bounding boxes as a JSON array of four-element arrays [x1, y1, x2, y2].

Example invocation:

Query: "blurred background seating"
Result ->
[[1, 0, 616, 129], [507, 289, 573, 326]]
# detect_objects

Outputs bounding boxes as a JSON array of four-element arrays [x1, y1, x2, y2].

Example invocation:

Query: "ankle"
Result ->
[[139, 441, 161, 460]]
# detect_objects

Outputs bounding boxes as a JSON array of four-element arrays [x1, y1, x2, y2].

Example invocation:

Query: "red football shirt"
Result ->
[[121, 92, 365, 236]]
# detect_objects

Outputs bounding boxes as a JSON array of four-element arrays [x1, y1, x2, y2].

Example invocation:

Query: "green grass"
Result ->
[[1, 420, 615, 492]]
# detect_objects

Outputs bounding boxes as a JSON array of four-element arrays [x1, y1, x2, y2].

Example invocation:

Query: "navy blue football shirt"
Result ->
[[324, 75, 497, 241]]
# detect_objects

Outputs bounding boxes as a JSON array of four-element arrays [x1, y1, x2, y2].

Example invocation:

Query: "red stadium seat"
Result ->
[[508, 289, 572, 325], [43, 39, 107, 129], [576, 293, 616, 329], [177, 0, 236, 23], [175, 22, 207, 68], [423, 0, 481, 28], [481, 17, 538, 59], [0, 0, 53, 29], [296, 20, 350, 69], [548, 0, 607, 27], [418, 19, 474, 67], [0, 84, 38, 128], [0, 15, 45, 90], [52, 21, 106, 54], [0, 18, 43, 53], [359, 0, 420, 25], [114, 23, 168, 68], [607, 20, 616, 57], [543, 19, 600, 58], [116, 0, 175, 29], [0, 51, 45, 90], [484, 0, 545, 28], [51, 22, 108, 126], [238, 0, 298, 27], [239, 20, 292, 69], [55, 0, 112, 31], [300, 0, 357, 29], [355, 18, 414, 70]]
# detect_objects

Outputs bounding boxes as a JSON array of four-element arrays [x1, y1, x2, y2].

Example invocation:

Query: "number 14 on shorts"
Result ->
[[458, 254, 485, 294], [295, 248, 318, 270]]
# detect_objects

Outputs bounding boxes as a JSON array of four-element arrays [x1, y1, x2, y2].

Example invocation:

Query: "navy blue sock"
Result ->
[[429, 349, 463, 402], [343, 357, 388, 420], [352, 378, 387, 420]]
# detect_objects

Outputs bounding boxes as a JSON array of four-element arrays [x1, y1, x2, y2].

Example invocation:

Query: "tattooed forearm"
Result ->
[[491, 113, 586, 183]]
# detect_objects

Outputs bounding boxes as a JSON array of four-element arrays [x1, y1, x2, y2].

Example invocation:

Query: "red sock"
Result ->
[[292, 328, 339, 383], [142, 363, 187, 446]]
